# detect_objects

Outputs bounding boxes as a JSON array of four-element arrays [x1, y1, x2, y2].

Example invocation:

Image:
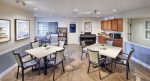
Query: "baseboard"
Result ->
[[0, 63, 17, 78], [132, 57, 150, 70]]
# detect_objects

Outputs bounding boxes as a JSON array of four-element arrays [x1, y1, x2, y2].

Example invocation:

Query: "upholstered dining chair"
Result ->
[[58, 40, 65, 48], [12, 50, 39, 81], [47, 49, 65, 81], [113, 48, 134, 79], [81, 41, 88, 60], [87, 49, 106, 80], [42, 32, 51, 45]]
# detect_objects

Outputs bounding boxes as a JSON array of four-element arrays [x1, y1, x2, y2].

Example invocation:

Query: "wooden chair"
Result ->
[[12, 51, 38, 81], [47, 49, 65, 81], [81, 41, 88, 60], [113, 48, 134, 79], [87, 49, 106, 80]]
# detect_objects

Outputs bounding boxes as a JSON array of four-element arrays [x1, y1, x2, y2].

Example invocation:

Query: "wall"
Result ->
[[130, 18, 150, 47], [35, 17, 101, 44], [125, 42, 150, 69], [0, 2, 35, 76], [0, 2, 35, 54]]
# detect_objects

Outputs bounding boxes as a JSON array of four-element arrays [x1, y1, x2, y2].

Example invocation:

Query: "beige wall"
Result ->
[[0, 3, 35, 55], [130, 18, 150, 47], [35, 17, 102, 44]]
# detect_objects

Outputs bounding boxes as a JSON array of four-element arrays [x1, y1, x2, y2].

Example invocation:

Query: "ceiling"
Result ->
[[1, 0, 150, 18]]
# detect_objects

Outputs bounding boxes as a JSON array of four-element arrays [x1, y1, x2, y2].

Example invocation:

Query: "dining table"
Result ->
[[25, 45, 64, 75], [86, 43, 122, 72]]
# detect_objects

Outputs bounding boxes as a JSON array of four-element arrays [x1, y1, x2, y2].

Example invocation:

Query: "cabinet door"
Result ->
[[113, 39, 123, 47], [112, 19, 118, 31], [99, 35, 106, 44], [107, 20, 112, 30], [101, 21, 104, 30], [117, 18, 123, 32], [104, 21, 108, 30]]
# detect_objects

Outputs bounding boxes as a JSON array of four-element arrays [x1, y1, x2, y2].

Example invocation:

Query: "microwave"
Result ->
[[109, 33, 122, 39]]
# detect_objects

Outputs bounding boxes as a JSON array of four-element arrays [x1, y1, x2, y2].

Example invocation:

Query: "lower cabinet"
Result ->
[[98, 35, 123, 47]]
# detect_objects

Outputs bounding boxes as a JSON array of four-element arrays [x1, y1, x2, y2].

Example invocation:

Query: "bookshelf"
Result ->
[[58, 27, 67, 45]]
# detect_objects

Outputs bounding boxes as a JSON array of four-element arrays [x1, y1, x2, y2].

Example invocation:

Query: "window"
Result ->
[[37, 22, 58, 36], [145, 21, 150, 39]]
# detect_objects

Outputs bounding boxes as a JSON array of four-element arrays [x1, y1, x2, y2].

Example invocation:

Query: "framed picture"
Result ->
[[15, 19, 30, 40], [84, 22, 92, 33], [70, 24, 76, 33], [0, 19, 11, 43]]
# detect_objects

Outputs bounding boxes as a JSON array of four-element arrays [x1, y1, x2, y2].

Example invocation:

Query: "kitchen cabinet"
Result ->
[[103, 21, 108, 30], [98, 35, 107, 44], [101, 18, 123, 32], [98, 35, 123, 47], [107, 20, 112, 30], [111, 19, 118, 31], [117, 18, 123, 32], [101, 21, 104, 30]]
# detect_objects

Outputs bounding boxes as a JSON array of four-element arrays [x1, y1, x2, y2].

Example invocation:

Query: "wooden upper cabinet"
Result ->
[[111, 19, 118, 31], [103, 21, 108, 30], [107, 20, 112, 30], [101, 21, 104, 30], [117, 18, 123, 32], [100, 18, 123, 32]]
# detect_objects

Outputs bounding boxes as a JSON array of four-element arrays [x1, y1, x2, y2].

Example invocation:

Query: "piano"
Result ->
[[80, 32, 96, 45]]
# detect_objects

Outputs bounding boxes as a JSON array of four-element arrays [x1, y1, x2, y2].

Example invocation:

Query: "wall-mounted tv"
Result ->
[[70, 24, 76, 33]]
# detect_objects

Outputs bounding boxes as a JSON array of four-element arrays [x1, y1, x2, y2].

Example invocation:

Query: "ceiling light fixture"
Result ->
[[15, 0, 26, 6], [112, 9, 117, 12], [74, 9, 78, 11], [33, 8, 38, 11]]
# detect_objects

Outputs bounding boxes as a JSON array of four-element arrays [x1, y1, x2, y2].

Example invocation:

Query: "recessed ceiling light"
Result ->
[[85, 12, 91, 14], [112, 9, 116, 12], [74, 9, 78, 11], [33, 8, 38, 11]]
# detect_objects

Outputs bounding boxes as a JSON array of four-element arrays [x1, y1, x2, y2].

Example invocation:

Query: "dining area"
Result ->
[[8, 38, 138, 81]]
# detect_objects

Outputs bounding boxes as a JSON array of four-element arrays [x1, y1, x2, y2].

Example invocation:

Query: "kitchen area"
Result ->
[[98, 18, 123, 47]]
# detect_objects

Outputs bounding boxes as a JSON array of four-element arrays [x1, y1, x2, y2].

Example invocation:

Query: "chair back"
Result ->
[[127, 48, 134, 63], [30, 41, 39, 48], [106, 40, 113, 46], [59, 40, 65, 48], [81, 41, 86, 48], [46, 33, 51, 39], [55, 49, 64, 64], [12, 51, 23, 67], [88, 49, 99, 63]]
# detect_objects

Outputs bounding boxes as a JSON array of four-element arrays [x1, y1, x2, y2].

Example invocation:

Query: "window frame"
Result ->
[[145, 21, 150, 40]]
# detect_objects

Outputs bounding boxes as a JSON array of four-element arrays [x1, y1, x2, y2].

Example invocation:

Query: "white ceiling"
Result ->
[[1, 0, 150, 18]]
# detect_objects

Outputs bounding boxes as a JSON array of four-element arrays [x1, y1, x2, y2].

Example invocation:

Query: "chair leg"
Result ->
[[98, 64, 102, 80], [38, 59, 41, 75], [16, 66, 19, 79], [87, 61, 90, 74], [128, 63, 130, 72], [22, 69, 24, 81], [62, 61, 65, 72], [81, 50, 83, 60], [53, 66, 56, 81], [126, 65, 129, 80], [63, 55, 65, 60]]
